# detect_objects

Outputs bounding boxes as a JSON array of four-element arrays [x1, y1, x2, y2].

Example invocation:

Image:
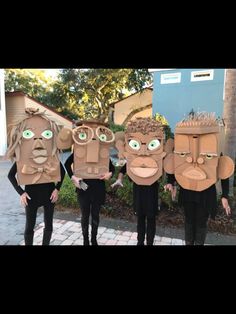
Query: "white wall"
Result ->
[[0, 69, 7, 156]]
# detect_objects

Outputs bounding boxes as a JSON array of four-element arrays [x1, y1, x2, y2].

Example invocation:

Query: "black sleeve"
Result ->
[[119, 164, 127, 175], [109, 159, 115, 177], [221, 178, 229, 199], [7, 162, 25, 196], [55, 162, 66, 191], [64, 153, 74, 178], [166, 173, 176, 185]]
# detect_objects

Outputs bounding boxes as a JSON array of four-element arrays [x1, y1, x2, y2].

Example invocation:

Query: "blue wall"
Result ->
[[152, 69, 225, 131]]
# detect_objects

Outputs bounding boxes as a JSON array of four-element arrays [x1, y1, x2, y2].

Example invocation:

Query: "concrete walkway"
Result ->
[[1, 158, 236, 246]]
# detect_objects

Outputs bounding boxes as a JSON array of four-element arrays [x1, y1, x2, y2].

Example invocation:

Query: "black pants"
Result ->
[[78, 194, 101, 242], [137, 215, 156, 245], [183, 202, 209, 245], [24, 204, 54, 245]]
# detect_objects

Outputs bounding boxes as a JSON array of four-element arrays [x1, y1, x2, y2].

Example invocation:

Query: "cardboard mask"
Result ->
[[57, 119, 115, 179], [6, 108, 62, 185], [115, 117, 167, 185], [164, 112, 235, 192]]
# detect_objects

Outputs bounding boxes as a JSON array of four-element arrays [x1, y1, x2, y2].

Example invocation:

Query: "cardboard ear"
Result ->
[[218, 156, 235, 179], [164, 138, 174, 153], [56, 128, 73, 150], [115, 131, 125, 158], [164, 153, 175, 174]]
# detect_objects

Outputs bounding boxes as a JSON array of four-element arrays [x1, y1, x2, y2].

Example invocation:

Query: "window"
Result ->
[[160, 72, 181, 84], [191, 70, 214, 82]]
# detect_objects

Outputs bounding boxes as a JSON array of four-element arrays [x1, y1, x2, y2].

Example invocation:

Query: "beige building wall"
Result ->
[[132, 107, 152, 121], [6, 93, 72, 130], [24, 96, 72, 128], [6, 95, 25, 130], [113, 89, 153, 125]]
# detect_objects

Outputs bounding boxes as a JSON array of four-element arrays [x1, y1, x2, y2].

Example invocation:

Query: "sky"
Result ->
[[43, 69, 60, 79]]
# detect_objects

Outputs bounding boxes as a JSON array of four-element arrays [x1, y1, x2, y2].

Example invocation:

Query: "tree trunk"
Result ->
[[223, 69, 236, 196], [122, 104, 152, 126]]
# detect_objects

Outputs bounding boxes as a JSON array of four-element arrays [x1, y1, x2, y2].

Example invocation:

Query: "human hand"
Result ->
[[164, 183, 176, 201], [71, 175, 82, 188], [20, 192, 31, 207], [50, 189, 59, 203], [111, 179, 123, 188], [100, 172, 112, 181], [221, 197, 231, 216]]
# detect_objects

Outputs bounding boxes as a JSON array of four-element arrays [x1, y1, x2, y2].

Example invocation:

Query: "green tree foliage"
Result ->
[[154, 112, 173, 139], [4, 68, 152, 121], [4, 69, 54, 102], [46, 69, 152, 120]]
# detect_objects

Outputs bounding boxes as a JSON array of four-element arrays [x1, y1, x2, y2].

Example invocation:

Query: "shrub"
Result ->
[[107, 167, 133, 207], [154, 112, 173, 140], [58, 174, 78, 208], [109, 122, 125, 133]]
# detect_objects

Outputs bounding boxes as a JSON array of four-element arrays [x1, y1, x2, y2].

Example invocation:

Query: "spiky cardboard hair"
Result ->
[[175, 112, 219, 134]]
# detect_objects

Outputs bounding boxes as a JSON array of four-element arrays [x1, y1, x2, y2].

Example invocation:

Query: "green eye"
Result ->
[[79, 132, 87, 140], [148, 139, 161, 151], [129, 139, 140, 150], [206, 154, 213, 160], [42, 130, 53, 139], [99, 134, 107, 142], [23, 129, 34, 139]]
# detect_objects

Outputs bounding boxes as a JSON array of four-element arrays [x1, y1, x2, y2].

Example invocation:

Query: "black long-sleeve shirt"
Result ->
[[166, 173, 229, 218], [8, 162, 65, 207], [64, 153, 115, 205], [119, 164, 159, 216]]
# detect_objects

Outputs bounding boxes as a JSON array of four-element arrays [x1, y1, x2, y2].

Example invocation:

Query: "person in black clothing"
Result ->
[[65, 154, 114, 245], [112, 117, 171, 245], [6, 107, 65, 245], [58, 119, 115, 245], [164, 112, 235, 245], [113, 163, 159, 245], [8, 162, 65, 245]]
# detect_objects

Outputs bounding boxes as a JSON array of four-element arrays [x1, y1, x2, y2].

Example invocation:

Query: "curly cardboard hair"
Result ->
[[126, 117, 164, 137]]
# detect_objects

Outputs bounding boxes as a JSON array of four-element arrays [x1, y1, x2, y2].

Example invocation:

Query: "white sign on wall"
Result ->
[[191, 69, 214, 82], [160, 72, 181, 84]]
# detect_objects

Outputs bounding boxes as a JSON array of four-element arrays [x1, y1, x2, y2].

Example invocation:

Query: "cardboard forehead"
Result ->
[[175, 133, 218, 154], [24, 115, 51, 131]]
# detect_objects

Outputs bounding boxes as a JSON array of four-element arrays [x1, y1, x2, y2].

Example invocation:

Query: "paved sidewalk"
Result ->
[[19, 217, 185, 246]]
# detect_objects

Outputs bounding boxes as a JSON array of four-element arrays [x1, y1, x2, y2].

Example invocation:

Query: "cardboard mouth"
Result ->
[[130, 167, 158, 178], [182, 166, 206, 180], [32, 149, 48, 164]]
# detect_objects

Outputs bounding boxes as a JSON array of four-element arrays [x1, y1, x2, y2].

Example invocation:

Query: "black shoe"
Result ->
[[24, 233, 34, 245], [137, 242, 144, 246], [83, 238, 90, 246], [42, 230, 52, 245], [91, 238, 98, 246]]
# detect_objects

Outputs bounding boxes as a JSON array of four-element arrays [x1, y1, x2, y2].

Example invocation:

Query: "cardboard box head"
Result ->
[[6, 108, 62, 185], [115, 117, 167, 185], [164, 112, 235, 191], [57, 119, 115, 179]]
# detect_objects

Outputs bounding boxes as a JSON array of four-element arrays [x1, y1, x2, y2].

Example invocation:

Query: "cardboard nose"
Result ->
[[32, 138, 45, 150], [86, 140, 99, 162]]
